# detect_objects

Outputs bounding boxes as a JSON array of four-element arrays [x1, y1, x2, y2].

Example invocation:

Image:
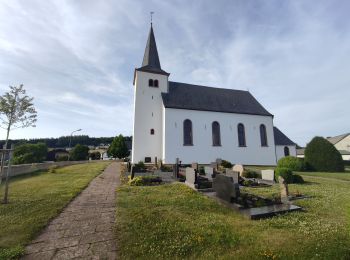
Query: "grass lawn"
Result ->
[[0, 161, 111, 259], [116, 172, 350, 259]]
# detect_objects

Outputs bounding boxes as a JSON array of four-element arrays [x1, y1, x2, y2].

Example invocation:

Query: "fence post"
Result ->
[[2, 144, 14, 204]]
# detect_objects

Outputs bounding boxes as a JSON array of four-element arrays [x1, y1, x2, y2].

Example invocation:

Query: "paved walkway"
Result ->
[[23, 162, 120, 260]]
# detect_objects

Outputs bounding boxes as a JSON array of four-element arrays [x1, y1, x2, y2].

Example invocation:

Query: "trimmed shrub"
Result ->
[[242, 169, 261, 179], [304, 136, 344, 172], [12, 143, 48, 165], [221, 160, 233, 169], [277, 156, 304, 171], [70, 144, 89, 161], [275, 167, 294, 183]]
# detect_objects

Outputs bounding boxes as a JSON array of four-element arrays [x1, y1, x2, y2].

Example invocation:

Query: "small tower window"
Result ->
[[154, 80, 159, 87], [150, 129, 155, 135], [149, 79, 154, 87]]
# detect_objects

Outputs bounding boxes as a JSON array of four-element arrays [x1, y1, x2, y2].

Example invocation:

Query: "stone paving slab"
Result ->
[[22, 162, 120, 260]]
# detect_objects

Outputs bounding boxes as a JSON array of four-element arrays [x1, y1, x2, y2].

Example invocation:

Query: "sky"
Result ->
[[0, 0, 349, 146]]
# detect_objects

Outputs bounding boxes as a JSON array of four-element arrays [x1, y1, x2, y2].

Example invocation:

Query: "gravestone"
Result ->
[[213, 175, 240, 202], [278, 176, 289, 204], [225, 170, 239, 184], [185, 167, 196, 188], [261, 169, 275, 182], [191, 162, 198, 172], [204, 166, 213, 180], [232, 164, 244, 176], [210, 162, 218, 170]]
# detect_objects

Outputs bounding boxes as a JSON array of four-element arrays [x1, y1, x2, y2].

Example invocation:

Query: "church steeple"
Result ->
[[142, 25, 161, 69], [136, 24, 169, 76]]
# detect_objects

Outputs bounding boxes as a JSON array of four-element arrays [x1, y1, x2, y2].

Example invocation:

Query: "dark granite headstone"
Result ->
[[213, 174, 240, 202]]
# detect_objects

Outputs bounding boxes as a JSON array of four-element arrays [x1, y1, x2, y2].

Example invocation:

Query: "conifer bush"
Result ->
[[304, 137, 344, 172]]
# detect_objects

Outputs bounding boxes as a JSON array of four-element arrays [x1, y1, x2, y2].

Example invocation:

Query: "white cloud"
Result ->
[[0, 0, 349, 145]]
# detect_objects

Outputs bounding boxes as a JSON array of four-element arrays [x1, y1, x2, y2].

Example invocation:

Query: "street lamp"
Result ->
[[68, 129, 82, 150]]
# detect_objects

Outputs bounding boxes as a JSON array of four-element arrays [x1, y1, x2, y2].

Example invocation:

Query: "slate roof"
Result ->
[[136, 25, 169, 76], [326, 133, 349, 145], [273, 127, 296, 145], [161, 81, 273, 116]]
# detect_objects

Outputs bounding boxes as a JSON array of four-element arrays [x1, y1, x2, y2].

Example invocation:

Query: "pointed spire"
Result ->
[[142, 25, 161, 69], [136, 24, 169, 77]]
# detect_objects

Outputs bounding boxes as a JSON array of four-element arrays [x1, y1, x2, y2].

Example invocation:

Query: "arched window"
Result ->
[[237, 123, 246, 147], [284, 146, 290, 156], [154, 80, 159, 87], [150, 129, 154, 135], [212, 121, 221, 146], [260, 124, 268, 146], [183, 119, 193, 146], [148, 79, 154, 87]]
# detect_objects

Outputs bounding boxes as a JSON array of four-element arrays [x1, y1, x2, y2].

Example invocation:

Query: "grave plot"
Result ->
[[174, 160, 303, 220]]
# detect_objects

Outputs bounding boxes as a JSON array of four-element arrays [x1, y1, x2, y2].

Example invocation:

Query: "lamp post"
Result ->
[[68, 129, 82, 160]]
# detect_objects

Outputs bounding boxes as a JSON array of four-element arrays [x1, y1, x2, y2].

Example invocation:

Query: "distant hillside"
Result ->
[[0, 135, 132, 148]]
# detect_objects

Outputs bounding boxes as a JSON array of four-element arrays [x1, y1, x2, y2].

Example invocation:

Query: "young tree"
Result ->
[[107, 135, 130, 159], [0, 84, 37, 184]]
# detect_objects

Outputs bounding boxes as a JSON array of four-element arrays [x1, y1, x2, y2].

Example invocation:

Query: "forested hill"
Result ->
[[0, 135, 132, 148]]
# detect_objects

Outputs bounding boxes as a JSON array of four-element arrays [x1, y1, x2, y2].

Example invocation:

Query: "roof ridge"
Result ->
[[169, 81, 249, 93]]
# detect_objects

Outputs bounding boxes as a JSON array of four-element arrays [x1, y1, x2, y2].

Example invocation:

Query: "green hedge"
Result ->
[[304, 137, 344, 172], [277, 156, 304, 171]]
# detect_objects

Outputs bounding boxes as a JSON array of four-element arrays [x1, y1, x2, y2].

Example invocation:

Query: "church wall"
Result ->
[[131, 71, 168, 163], [163, 108, 277, 165], [275, 145, 297, 162]]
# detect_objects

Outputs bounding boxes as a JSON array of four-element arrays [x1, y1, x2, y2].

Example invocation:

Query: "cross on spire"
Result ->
[[150, 11, 154, 25]]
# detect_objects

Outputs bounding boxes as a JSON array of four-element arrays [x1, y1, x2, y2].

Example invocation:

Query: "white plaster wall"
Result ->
[[163, 108, 277, 165], [132, 71, 168, 163], [334, 135, 350, 152], [276, 145, 297, 162]]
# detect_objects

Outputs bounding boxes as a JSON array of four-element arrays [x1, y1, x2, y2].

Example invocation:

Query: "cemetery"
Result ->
[[126, 158, 304, 220]]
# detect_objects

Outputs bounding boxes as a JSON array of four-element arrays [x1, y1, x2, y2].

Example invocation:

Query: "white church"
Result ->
[[132, 25, 296, 165]]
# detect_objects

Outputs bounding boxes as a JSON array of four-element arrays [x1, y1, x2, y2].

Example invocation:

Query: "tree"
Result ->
[[0, 85, 37, 149], [304, 136, 344, 172], [0, 85, 37, 203], [12, 143, 48, 165], [70, 144, 89, 161], [107, 134, 130, 159]]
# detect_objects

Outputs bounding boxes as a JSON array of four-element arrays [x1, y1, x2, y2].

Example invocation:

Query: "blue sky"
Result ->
[[0, 0, 349, 146]]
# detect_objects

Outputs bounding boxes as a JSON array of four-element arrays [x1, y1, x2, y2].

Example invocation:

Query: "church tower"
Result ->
[[132, 24, 169, 163]]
